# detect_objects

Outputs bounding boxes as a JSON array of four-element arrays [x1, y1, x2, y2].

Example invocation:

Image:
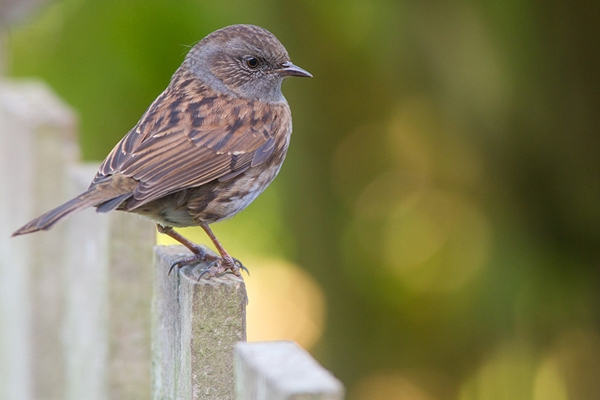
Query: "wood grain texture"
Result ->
[[152, 246, 247, 400]]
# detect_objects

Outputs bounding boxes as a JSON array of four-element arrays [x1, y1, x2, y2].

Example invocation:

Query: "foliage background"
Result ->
[[6, 0, 600, 398]]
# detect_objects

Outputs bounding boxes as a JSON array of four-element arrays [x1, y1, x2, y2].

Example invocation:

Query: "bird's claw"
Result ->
[[196, 260, 221, 280], [193, 257, 249, 281], [167, 247, 217, 276], [168, 261, 181, 276], [233, 258, 249, 275]]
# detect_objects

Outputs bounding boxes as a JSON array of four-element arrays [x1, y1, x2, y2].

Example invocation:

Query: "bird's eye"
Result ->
[[245, 56, 260, 69]]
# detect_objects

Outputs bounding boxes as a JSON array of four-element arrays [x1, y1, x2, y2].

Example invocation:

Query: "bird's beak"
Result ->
[[274, 61, 312, 78]]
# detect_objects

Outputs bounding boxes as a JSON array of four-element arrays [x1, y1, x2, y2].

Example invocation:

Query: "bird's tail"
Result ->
[[12, 178, 134, 236]]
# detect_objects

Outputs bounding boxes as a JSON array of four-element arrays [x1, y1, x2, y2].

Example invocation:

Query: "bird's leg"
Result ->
[[198, 223, 248, 277], [156, 224, 218, 275]]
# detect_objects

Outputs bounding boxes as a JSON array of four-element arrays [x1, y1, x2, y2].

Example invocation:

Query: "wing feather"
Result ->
[[93, 74, 290, 210]]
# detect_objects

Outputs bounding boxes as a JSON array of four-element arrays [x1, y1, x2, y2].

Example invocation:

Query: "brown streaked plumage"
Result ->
[[12, 24, 311, 277]]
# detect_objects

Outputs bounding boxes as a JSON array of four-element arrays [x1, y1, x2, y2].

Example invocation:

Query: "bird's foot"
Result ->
[[168, 248, 248, 280], [158, 224, 248, 279], [195, 256, 248, 281], [167, 245, 218, 275]]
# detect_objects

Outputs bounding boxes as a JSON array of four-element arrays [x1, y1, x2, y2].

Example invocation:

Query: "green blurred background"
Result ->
[[5, 0, 600, 398]]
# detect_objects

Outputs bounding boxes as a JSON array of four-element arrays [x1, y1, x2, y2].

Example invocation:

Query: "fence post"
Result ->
[[152, 246, 247, 400], [235, 341, 345, 400], [63, 163, 155, 400], [62, 165, 109, 400], [0, 80, 78, 400]]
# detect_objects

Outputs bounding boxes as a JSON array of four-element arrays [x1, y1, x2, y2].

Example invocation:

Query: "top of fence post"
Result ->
[[235, 341, 345, 400], [152, 245, 247, 400]]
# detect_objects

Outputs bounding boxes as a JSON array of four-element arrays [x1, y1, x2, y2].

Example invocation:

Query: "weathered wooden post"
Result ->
[[63, 164, 155, 400], [1, 4, 74, 398], [152, 246, 247, 400], [0, 80, 77, 400], [235, 341, 345, 400]]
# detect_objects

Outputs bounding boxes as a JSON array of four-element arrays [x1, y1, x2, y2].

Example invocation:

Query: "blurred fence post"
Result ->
[[63, 163, 155, 400], [235, 341, 345, 400], [0, 80, 78, 400], [152, 246, 247, 400]]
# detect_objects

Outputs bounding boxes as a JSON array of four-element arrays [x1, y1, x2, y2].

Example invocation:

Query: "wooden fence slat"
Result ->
[[0, 79, 77, 400], [63, 163, 155, 400], [106, 192, 156, 399], [152, 246, 247, 400], [235, 341, 345, 400], [63, 164, 110, 400]]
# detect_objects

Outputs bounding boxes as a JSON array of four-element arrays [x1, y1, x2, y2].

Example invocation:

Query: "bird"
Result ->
[[12, 24, 312, 278]]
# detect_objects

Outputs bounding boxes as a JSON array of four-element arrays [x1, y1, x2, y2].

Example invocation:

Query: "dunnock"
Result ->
[[12, 24, 311, 277]]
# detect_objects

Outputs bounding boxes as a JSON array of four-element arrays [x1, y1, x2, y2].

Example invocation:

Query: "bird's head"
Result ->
[[185, 24, 312, 103]]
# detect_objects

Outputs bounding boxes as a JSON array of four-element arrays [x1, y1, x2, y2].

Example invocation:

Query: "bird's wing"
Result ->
[[94, 86, 288, 209]]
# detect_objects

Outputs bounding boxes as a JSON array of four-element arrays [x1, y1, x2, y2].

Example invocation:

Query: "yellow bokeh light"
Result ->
[[350, 371, 439, 400], [458, 341, 536, 400], [244, 258, 326, 351], [351, 173, 491, 294], [383, 188, 491, 293], [533, 356, 568, 400], [337, 95, 491, 295], [387, 96, 485, 190]]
